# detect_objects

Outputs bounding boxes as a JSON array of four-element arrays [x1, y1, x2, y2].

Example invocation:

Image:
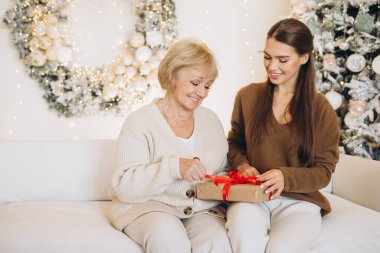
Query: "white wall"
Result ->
[[0, 0, 291, 140]]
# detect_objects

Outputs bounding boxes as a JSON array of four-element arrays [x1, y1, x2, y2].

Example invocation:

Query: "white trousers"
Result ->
[[123, 211, 232, 253], [226, 197, 322, 253]]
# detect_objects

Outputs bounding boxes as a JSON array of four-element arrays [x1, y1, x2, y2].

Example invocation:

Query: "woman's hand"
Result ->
[[257, 169, 284, 199], [179, 157, 206, 182], [237, 163, 260, 177]]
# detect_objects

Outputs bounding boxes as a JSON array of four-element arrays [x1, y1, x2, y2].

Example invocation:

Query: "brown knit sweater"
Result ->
[[227, 83, 340, 215]]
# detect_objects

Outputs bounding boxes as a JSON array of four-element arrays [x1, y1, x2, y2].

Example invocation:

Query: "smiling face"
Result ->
[[168, 66, 213, 112], [264, 37, 309, 90]]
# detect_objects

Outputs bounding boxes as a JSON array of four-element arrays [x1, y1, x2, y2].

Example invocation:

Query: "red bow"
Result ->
[[205, 171, 264, 202]]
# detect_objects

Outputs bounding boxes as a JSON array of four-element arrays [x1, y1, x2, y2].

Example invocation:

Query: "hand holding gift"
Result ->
[[194, 170, 272, 203]]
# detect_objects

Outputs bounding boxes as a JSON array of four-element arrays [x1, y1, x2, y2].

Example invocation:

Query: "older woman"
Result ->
[[108, 39, 232, 253]]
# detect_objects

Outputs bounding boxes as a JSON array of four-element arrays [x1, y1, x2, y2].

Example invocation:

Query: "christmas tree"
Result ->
[[291, 0, 380, 160]]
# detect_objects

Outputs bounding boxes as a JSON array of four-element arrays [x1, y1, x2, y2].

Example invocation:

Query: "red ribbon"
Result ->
[[205, 171, 271, 202]]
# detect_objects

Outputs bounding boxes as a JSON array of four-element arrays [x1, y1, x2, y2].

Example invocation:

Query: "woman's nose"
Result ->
[[196, 85, 208, 97], [268, 60, 279, 71]]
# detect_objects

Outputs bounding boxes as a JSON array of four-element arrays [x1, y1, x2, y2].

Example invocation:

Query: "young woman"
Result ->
[[225, 18, 340, 253], [108, 39, 232, 253]]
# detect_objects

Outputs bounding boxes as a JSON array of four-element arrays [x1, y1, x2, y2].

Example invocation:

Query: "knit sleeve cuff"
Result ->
[[168, 155, 181, 179]]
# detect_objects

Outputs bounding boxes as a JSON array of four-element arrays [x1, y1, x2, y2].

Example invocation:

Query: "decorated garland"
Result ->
[[3, 0, 177, 117]]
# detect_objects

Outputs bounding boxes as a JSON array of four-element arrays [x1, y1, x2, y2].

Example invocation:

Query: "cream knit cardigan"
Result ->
[[108, 101, 228, 231]]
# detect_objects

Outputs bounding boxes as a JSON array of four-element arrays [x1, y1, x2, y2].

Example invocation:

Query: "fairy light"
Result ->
[[4, 0, 177, 117]]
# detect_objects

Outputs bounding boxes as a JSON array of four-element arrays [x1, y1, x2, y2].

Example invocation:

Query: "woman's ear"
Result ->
[[301, 54, 310, 64]]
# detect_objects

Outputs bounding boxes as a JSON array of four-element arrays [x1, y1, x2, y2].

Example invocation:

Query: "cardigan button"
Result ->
[[183, 207, 193, 215], [186, 189, 195, 198]]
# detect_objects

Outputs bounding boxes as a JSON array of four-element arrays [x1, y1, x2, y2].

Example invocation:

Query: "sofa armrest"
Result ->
[[332, 154, 380, 212]]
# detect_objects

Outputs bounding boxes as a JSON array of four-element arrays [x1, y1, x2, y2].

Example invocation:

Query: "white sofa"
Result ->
[[0, 140, 379, 253]]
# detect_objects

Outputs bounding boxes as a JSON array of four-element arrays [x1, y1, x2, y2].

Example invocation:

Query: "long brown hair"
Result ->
[[250, 18, 317, 166]]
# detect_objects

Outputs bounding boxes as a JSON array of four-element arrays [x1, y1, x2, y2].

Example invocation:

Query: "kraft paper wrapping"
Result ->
[[194, 182, 270, 203]]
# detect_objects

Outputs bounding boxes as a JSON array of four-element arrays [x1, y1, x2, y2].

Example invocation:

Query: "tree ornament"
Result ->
[[323, 54, 337, 72], [346, 54, 366, 73], [344, 112, 362, 128], [338, 41, 350, 51], [349, 100, 367, 117], [372, 55, 380, 75], [325, 90, 343, 110]]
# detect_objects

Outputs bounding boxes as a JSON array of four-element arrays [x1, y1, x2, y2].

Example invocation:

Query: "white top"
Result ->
[[108, 101, 228, 231], [179, 132, 195, 152]]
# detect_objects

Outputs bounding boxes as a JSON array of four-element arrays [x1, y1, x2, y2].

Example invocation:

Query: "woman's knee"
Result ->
[[226, 202, 269, 231], [125, 212, 191, 253]]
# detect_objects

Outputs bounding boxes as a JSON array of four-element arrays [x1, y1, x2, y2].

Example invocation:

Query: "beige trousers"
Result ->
[[123, 211, 232, 253], [226, 197, 322, 253]]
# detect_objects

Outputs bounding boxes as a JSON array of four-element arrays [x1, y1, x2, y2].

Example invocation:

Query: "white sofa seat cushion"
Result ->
[[312, 192, 380, 253], [0, 201, 142, 253]]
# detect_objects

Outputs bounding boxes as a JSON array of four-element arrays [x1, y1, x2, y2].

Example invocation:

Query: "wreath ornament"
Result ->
[[3, 0, 177, 117]]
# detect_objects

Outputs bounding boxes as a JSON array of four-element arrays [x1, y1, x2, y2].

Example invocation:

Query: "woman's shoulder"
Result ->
[[237, 82, 266, 98], [196, 106, 220, 121], [315, 92, 337, 119]]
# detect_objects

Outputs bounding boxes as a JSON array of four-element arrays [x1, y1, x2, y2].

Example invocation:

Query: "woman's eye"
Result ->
[[204, 85, 211, 90], [191, 81, 199, 86], [264, 56, 271, 60], [279, 59, 288, 63]]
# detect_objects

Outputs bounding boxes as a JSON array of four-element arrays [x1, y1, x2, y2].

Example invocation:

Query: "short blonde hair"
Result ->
[[158, 38, 218, 92]]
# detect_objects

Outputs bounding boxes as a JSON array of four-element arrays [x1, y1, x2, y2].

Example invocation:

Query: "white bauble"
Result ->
[[122, 53, 133, 66], [146, 31, 163, 47], [46, 26, 60, 39], [136, 46, 152, 62], [129, 32, 145, 48], [102, 84, 118, 99], [56, 46, 72, 64], [344, 112, 361, 128], [28, 37, 40, 50], [46, 47, 58, 61], [132, 77, 148, 91], [371, 55, 380, 75], [157, 49, 167, 60], [346, 54, 366, 72], [147, 71, 158, 85], [39, 36, 52, 50], [325, 90, 343, 110], [28, 50, 46, 66], [139, 63, 151, 75], [114, 75, 127, 88], [338, 41, 350, 51], [104, 71, 115, 82], [148, 56, 161, 69], [34, 23, 46, 36], [44, 14, 58, 25], [114, 64, 126, 75], [125, 66, 137, 79]]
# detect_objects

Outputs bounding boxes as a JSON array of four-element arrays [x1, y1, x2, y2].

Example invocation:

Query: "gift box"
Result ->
[[194, 182, 269, 203], [194, 171, 270, 203]]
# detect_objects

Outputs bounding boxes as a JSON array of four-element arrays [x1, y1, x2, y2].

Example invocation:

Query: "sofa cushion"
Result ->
[[0, 201, 142, 253], [0, 140, 117, 203], [311, 192, 380, 253], [333, 154, 380, 212]]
